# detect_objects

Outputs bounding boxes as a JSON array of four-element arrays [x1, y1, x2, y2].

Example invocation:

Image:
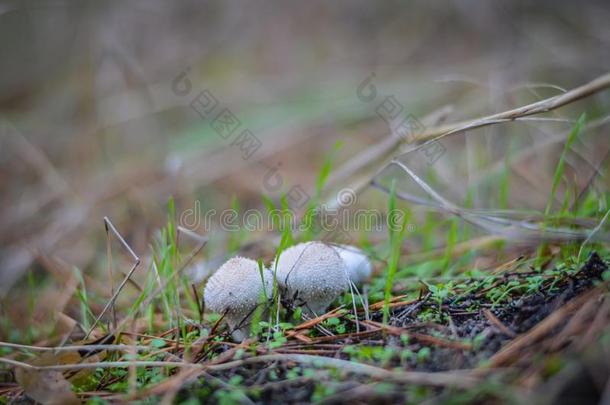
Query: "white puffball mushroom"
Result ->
[[273, 241, 348, 315], [204, 257, 273, 342], [333, 244, 373, 285]]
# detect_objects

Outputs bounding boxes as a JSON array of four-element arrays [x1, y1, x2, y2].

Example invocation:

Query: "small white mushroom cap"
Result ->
[[333, 244, 372, 285], [273, 242, 348, 315], [204, 257, 273, 342]]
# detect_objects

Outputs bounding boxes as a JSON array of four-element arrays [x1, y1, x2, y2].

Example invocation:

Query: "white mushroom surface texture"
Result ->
[[333, 244, 372, 284], [204, 256, 273, 341], [273, 241, 348, 315]]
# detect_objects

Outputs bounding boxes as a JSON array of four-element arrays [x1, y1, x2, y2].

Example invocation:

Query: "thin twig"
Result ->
[[105, 219, 117, 329], [85, 217, 142, 339], [111, 237, 207, 336], [191, 284, 203, 324], [483, 287, 602, 368], [362, 320, 472, 350], [482, 309, 516, 338]]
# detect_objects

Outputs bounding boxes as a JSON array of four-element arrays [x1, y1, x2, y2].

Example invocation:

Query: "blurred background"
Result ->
[[1, 1, 609, 338]]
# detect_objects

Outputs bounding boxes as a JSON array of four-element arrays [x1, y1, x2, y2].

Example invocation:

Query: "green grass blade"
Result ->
[[544, 113, 586, 216]]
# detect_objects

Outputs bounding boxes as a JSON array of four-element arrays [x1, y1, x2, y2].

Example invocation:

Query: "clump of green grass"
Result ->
[[383, 180, 411, 324], [545, 113, 587, 218], [73, 266, 94, 334], [151, 198, 183, 330], [537, 113, 586, 266]]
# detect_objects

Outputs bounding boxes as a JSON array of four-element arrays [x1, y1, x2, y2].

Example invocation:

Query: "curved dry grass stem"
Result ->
[[324, 105, 454, 207], [0, 341, 152, 353], [0, 353, 479, 388], [417, 71, 610, 142], [372, 159, 610, 243], [324, 72, 610, 210]]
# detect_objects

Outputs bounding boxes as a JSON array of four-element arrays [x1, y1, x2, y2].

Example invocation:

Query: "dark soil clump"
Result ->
[[382, 253, 608, 371]]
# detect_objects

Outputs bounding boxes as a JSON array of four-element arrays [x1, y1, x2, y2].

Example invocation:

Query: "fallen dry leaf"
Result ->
[[15, 368, 79, 405], [14, 352, 81, 405]]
